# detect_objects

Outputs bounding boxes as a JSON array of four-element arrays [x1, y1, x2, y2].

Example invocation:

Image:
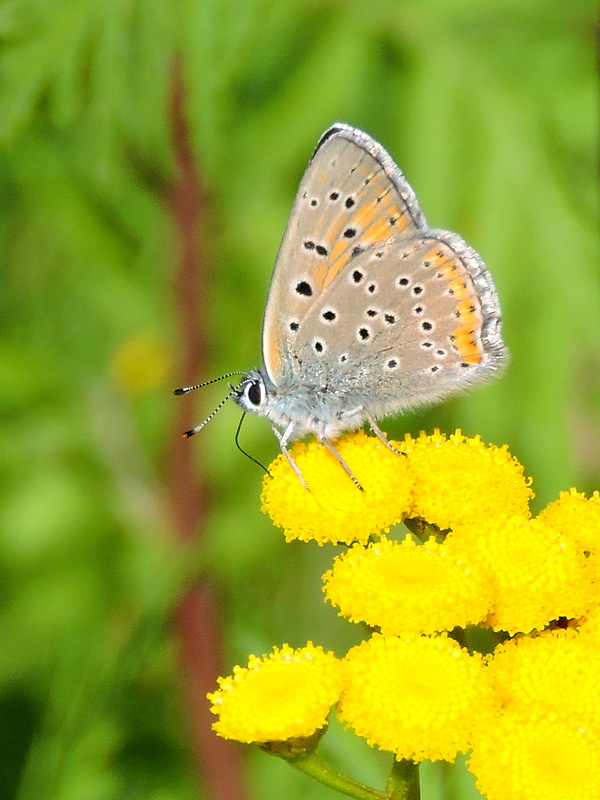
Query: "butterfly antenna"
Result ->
[[181, 392, 234, 438], [234, 413, 270, 475], [173, 371, 246, 395]]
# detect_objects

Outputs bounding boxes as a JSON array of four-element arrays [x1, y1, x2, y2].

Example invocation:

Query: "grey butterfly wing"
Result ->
[[261, 123, 427, 384], [286, 233, 506, 418]]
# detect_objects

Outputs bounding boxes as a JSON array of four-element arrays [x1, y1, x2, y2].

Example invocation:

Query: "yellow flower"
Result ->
[[400, 430, 533, 529], [487, 629, 600, 732], [323, 537, 489, 635], [448, 518, 596, 634], [579, 603, 600, 644], [338, 633, 494, 762], [469, 712, 600, 800], [208, 643, 343, 743], [261, 432, 413, 545], [538, 488, 600, 555]]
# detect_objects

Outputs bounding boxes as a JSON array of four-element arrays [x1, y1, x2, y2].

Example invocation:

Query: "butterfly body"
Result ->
[[235, 367, 369, 443], [220, 123, 505, 486]]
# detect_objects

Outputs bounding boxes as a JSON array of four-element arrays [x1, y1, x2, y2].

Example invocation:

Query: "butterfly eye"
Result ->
[[244, 379, 264, 407]]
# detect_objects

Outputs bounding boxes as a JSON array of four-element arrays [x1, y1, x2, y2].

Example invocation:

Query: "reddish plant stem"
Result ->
[[167, 62, 246, 800]]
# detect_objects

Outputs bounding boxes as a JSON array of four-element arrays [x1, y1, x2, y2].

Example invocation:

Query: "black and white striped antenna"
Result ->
[[173, 371, 245, 396], [174, 371, 270, 475], [173, 372, 245, 438]]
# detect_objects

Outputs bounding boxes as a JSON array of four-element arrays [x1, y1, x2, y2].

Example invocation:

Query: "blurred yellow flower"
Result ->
[[400, 430, 533, 529], [261, 431, 413, 545], [208, 643, 343, 743], [323, 536, 489, 635], [469, 712, 600, 800], [538, 488, 600, 555], [448, 518, 596, 634], [338, 633, 494, 762], [110, 331, 171, 394]]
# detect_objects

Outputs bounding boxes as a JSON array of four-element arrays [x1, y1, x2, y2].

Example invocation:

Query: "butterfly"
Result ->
[[177, 124, 507, 489]]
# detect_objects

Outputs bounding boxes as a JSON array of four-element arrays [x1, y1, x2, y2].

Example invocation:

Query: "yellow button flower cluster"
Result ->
[[469, 714, 600, 800], [401, 429, 534, 528], [261, 428, 533, 543], [208, 643, 343, 743], [323, 537, 489, 635], [209, 431, 600, 799], [338, 633, 495, 762], [261, 430, 414, 545], [471, 628, 600, 799]]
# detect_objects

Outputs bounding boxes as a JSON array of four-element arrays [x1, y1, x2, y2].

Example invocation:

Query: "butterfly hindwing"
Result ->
[[279, 233, 504, 413]]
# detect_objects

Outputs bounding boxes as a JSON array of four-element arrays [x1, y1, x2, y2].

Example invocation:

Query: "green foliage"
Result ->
[[0, 1, 597, 798]]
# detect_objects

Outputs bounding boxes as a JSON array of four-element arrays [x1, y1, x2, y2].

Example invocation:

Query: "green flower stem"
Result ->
[[263, 745, 420, 800], [262, 741, 384, 800], [386, 759, 420, 800], [288, 752, 384, 800]]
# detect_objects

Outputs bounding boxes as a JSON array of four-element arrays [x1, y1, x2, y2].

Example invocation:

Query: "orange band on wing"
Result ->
[[320, 201, 410, 290], [453, 329, 482, 363], [449, 278, 470, 299]]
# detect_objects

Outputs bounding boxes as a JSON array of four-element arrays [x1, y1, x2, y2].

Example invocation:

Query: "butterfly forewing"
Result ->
[[262, 124, 427, 383]]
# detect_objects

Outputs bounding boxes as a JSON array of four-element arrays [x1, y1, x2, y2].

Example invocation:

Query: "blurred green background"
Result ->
[[0, 1, 598, 798]]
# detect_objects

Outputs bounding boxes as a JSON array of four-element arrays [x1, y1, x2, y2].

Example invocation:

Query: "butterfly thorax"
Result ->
[[233, 368, 367, 441]]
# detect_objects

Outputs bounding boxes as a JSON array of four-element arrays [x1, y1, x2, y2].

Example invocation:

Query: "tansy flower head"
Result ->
[[487, 629, 600, 732], [538, 488, 600, 555], [261, 432, 413, 545], [448, 518, 597, 635], [400, 430, 533, 529], [208, 643, 343, 743], [469, 712, 600, 800], [323, 536, 489, 636], [338, 633, 494, 762]]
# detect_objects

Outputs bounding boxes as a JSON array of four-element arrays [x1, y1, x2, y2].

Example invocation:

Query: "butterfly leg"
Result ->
[[270, 422, 310, 490], [363, 410, 406, 457], [318, 437, 364, 492], [270, 423, 365, 492]]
